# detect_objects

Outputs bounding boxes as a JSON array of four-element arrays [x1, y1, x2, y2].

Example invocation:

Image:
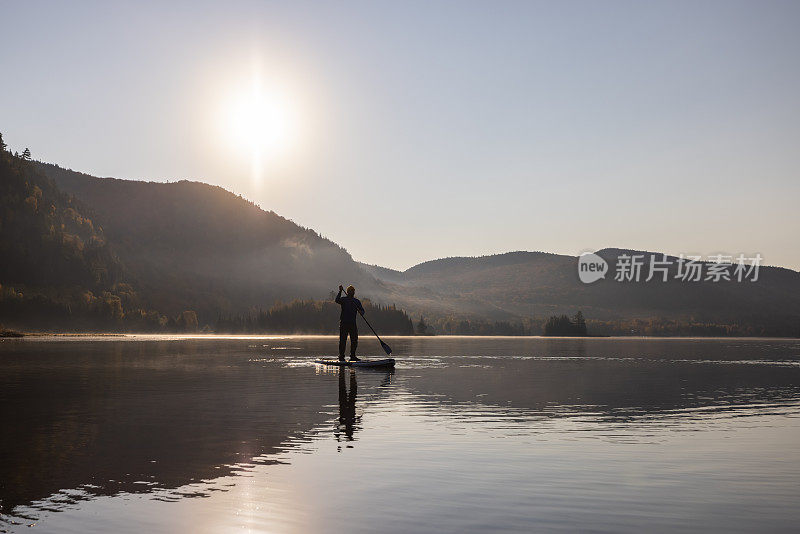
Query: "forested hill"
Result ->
[[0, 150, 121, 291], [0, 143, 138, 329], [35, 162, 382, 322], [3, 137, 799, 336], [363, 251, 800, 336]]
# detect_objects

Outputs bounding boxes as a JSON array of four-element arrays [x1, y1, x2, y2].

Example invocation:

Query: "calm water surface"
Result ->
[[1, 336, 800, 533]]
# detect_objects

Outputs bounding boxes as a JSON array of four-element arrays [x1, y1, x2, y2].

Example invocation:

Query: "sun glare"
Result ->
[[223, 72, 297, 185], [228, 92, 292, 156]]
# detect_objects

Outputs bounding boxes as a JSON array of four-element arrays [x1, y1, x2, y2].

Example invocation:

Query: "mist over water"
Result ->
[[2, 336, 799, 533]]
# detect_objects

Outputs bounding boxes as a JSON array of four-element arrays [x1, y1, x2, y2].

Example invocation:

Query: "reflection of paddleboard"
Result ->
[[315, 358, 395, 368]]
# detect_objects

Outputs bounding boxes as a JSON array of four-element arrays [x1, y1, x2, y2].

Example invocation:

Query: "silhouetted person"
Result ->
[[335, 284, 365, 361], [337, 369, 358, 441]]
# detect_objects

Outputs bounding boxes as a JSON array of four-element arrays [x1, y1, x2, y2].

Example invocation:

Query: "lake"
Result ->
[[1, 336, 799, 533]]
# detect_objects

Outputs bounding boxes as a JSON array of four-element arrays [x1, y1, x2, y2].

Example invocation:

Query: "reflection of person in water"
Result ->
[[336, 369, 359, 443]]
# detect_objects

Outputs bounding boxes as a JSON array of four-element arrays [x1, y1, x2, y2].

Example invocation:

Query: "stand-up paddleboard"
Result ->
[[315, 358, 395, 368]]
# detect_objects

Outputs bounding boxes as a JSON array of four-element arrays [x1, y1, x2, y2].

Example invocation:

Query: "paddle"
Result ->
[[339, 285, 392, 356], [359, 312, 393, 356]]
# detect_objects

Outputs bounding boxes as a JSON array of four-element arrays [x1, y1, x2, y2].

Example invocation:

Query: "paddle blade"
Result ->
[[380, 340, 392, 355]]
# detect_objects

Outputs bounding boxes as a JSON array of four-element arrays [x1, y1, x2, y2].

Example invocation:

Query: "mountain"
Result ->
[[0, 147, 135, 329], [0, 153, 122, 291], [364, 250, 800, 335], [35, 162, 383, 323], [2, 139, 798, 336]]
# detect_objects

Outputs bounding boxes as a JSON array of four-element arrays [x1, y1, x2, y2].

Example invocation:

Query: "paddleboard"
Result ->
[[315, 358, 395, 368]]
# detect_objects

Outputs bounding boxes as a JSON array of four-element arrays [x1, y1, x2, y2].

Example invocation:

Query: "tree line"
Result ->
[[543, 311, 588, 336], [215, 299, 414, 334], [420, 311, 799, 337]]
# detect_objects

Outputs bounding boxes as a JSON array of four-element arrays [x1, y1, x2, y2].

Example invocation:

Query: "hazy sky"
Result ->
[[2, 1, 799, 270]]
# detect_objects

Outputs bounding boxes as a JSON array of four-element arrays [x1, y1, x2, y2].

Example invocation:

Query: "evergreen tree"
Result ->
[[0, 132, 6, 153], [22, 148, 31, 161], [544, 311, 588, 336], [572, 310, 587, 335], [416, 315, 428, 335]]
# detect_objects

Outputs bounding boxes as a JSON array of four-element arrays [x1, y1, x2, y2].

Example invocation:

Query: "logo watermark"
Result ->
[[578, 252, 762, 284], [578, 252, 609, 284]]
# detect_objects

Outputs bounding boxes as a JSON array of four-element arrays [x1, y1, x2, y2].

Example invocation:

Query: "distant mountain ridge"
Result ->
[[0, 141, 797, 335], [362, 249, 800, 334], [36, 162, 383, 322], [37, 160, 800, 333]]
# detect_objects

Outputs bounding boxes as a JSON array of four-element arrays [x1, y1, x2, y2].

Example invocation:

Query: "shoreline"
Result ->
[[4, 333, 799, 341]]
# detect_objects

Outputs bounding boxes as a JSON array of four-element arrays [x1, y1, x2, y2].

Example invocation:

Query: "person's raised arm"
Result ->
[[335, 285, 343, 304]]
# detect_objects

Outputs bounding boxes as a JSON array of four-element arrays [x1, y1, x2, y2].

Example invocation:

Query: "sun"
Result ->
[[223, 78, 297, 176]]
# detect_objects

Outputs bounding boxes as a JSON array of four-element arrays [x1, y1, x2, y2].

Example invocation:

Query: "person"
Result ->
[[335, 284, 365, 361]]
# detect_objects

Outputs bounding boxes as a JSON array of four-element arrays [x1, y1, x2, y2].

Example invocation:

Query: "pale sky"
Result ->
[[2, 0, 799, 270]]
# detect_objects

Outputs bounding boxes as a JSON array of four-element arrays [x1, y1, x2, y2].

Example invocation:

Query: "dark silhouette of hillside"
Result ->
[[2, 134, 798, 336], [364, 251, 800, 336], [36, 162, 383, 324], [0, 148, 121, 290], [1, 135, 399, 332], [0, 142, 156, 329]]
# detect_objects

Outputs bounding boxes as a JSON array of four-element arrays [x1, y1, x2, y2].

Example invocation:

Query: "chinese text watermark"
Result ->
[[578, 253, 762, 284]]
